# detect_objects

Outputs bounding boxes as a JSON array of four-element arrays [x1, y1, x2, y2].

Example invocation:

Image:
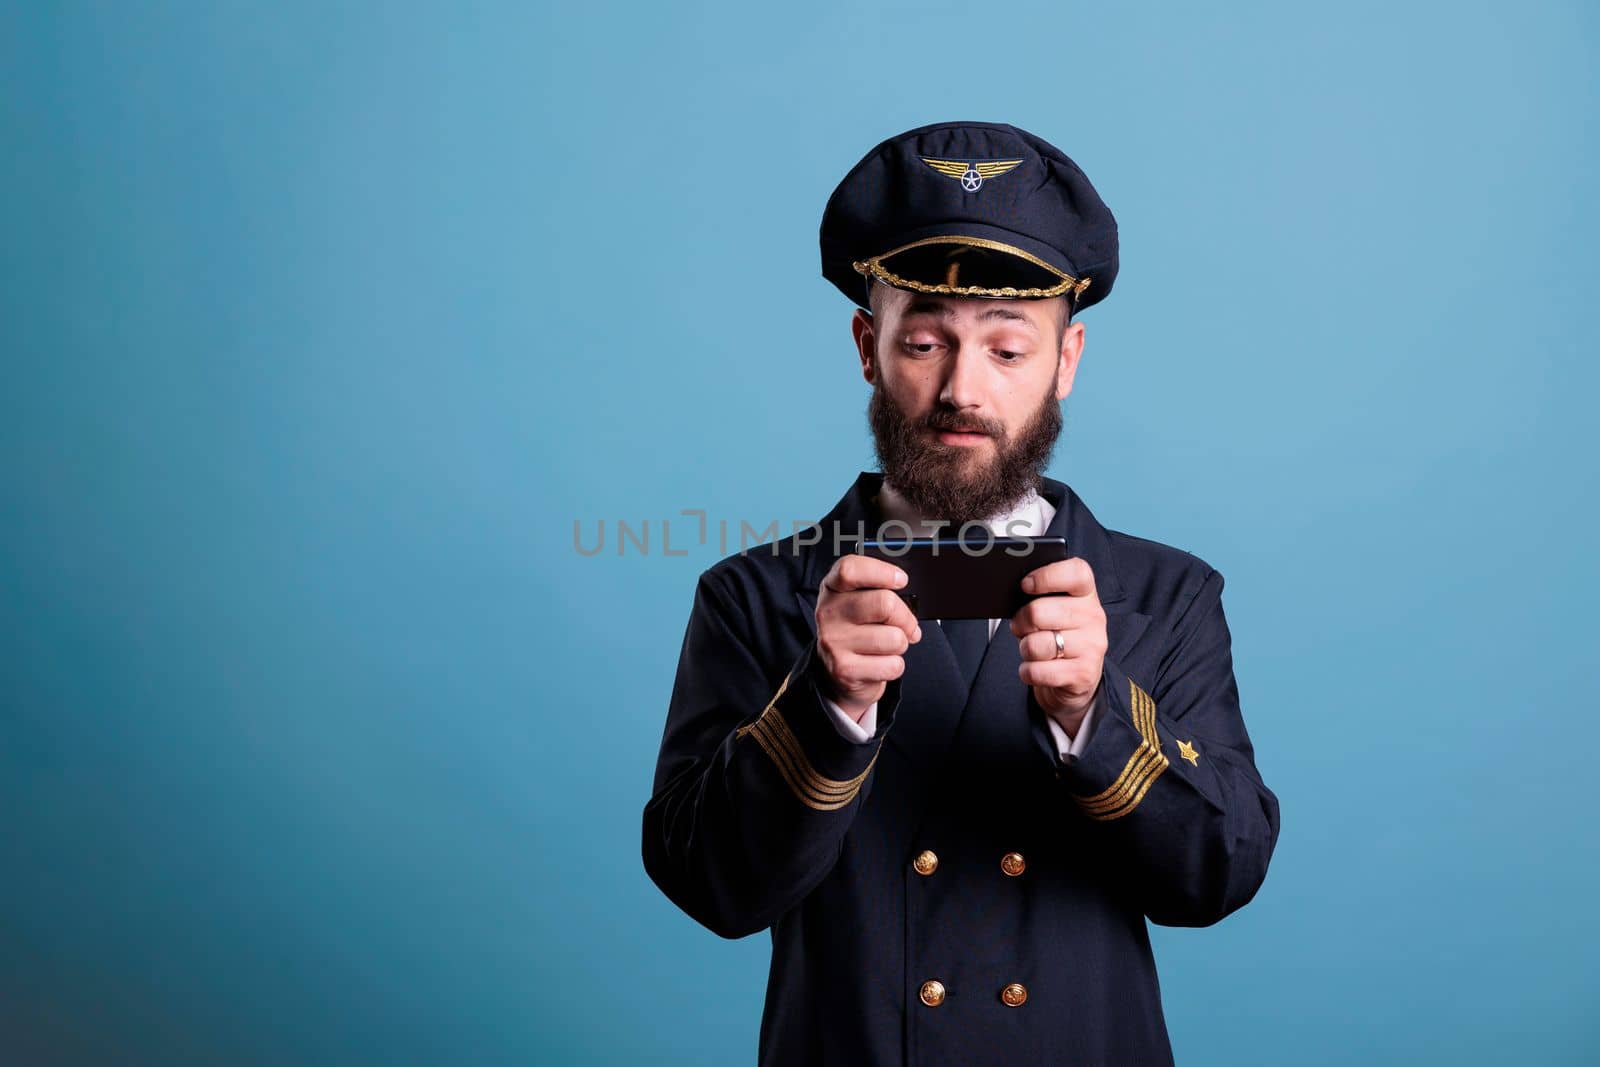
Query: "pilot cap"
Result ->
[[819, 121, 1119, 314]]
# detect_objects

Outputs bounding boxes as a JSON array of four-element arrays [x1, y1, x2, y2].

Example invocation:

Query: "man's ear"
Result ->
[[851, 308, 877, 385], [1055, 320, 1086, 401]]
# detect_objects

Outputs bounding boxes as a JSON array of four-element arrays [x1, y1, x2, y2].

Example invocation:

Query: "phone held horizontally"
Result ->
[[856, 536, 1068, 620]]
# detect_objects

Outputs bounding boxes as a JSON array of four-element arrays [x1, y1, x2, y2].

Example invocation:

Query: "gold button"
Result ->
[[912, 850, 939, 876], [1001, 852, 1026, 877], [1000, 982, 1028, 1007], [919, 980, 946, 1007]]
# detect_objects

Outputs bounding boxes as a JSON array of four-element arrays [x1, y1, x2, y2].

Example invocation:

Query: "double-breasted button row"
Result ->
[[909, 851, 1026, 876], [916, 980, 1030, 1008]]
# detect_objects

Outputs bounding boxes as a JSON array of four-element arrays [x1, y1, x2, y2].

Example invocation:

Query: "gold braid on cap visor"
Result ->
[[852, 235, 1092, 300]]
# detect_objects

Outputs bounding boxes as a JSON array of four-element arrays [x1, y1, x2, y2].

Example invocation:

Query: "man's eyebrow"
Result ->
[[977, 306, 1037, 331], [902, 299, 1038, 332], [902, 298, 956, 319]]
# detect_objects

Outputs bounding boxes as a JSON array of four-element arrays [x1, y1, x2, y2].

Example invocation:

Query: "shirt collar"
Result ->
[[873, 478, 1057, 538]]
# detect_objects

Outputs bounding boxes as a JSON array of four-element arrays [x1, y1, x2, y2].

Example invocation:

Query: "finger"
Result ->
[[834, 588, 904, 626], [1009, 595, 1081, 637], [832, 652, 907, 688], [825, 554, 908, 594], [1019, 628, 1084, 663], [1020, 557, 1097, 598], [1017, 658, 1095, 691], [832, 588, 922, 641], [1021, 627, 1106, 663], [839, 623, 914, 657]]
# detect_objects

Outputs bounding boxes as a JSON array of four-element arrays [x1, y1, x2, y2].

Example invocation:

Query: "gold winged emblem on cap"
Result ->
[[921, 157, 1024, 191]]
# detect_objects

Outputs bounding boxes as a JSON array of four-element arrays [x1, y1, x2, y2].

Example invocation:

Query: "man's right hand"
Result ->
[[813, 554, 922, 723]]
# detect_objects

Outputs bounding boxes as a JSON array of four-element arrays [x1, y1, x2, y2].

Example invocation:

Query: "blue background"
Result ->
[[3, 2, 1596, 1063]]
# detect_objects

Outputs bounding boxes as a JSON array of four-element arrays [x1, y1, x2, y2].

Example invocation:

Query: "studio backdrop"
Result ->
[[2, 2, 1596, 1064]]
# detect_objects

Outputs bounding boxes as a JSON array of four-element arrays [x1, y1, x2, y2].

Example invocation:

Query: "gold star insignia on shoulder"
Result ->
[[1177, 739, 1199, 766]]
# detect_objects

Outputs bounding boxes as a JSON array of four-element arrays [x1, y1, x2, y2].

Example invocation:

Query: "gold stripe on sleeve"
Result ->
[[1073, 678, 1170, 821], [735, 672, 879, 812]]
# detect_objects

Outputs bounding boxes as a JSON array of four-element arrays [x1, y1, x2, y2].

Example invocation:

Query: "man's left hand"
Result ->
[[1010, 557, 1107, 734]]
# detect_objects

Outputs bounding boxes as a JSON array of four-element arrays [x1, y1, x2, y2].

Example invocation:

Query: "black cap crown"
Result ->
[[820, 121, 1119, 314]]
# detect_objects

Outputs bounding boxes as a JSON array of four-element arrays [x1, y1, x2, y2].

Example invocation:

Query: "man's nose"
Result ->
[[938, 345, 985, 410]]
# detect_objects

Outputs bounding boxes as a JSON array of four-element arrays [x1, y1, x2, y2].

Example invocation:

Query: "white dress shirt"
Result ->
[[817, 480, 1104, 763]]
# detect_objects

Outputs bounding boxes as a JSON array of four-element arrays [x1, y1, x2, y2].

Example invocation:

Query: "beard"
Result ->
[[867, 371, 1063, 529]]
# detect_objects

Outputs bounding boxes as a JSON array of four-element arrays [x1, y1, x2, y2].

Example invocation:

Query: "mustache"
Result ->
[[921, 408, 1004, 437]]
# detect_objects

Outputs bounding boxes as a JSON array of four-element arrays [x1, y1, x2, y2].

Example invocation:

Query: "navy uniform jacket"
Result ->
[[642, 472, 1281, 1066]]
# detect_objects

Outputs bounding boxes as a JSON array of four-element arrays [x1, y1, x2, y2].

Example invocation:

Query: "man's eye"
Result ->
[[996, 350, 1023, 362], [903, 341, 942, 355]]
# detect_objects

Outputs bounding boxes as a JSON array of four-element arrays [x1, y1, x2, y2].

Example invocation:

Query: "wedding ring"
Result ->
[[1053, 630, 1066, 659]]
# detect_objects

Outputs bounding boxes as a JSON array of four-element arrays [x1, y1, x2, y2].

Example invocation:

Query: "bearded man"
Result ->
[[641, 121, 1281, 1067]]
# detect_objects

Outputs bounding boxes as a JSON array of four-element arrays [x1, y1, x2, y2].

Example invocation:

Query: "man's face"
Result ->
[[852, 283, 1086, 527]]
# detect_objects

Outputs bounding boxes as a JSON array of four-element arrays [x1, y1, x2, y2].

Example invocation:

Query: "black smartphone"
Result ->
[[856, 536, 1069, 619]]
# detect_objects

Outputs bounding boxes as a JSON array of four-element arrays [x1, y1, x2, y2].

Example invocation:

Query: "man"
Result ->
[[642, 121, 1280, 1066]]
